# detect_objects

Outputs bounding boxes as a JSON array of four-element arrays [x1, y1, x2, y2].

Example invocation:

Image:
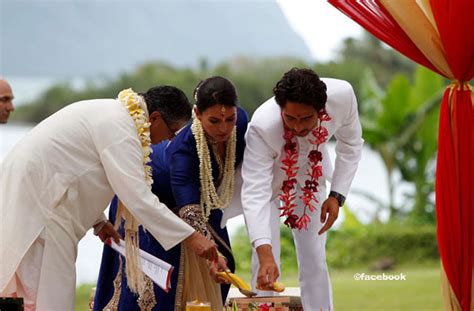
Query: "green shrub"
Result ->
[[231, 223, 439, 273], [327, 224, 439, 268]]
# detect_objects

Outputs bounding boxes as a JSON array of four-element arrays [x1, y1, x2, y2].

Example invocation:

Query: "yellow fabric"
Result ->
[[182, 245, 222, 311], [448, 81, 473, 91], [416, 0, 438, 33], [440, 262, 462, 311], [380, 0, 453, 78], [472, 90, 474, 107]]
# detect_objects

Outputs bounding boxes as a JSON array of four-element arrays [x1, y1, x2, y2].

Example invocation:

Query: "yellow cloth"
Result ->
[[440, 262, 462, 311], [182, 245, 223, 311], [380, 0, 453, 78]]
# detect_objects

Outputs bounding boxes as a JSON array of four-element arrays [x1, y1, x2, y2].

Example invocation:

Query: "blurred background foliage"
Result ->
[[12, 33, 416, 123]]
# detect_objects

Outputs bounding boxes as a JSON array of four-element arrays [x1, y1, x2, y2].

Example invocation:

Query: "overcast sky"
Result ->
[[278, 0, 363, 61]]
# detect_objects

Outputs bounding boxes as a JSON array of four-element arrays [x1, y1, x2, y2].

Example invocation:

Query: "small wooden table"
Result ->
[[228, 296, 303, 311]]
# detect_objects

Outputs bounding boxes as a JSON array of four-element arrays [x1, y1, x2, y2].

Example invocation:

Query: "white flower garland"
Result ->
[[115, 88, 153, 295], [191, 117, 237, 219], [118, 88, 153, 186]]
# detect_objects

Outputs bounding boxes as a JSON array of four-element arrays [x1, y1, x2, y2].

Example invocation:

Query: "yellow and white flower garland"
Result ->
[[191, 117, 237, 219], [115, 88, 153, 295], [118, 88, 153, 186]]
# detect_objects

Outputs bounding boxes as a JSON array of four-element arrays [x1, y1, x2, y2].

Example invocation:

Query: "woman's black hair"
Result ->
[[273, 68, 327, 111], [193, 76, 238, 112]]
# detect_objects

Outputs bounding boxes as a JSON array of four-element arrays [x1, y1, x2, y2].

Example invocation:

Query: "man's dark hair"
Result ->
[[273, 68, 327, 111], [142, 85, 192, 125], [193, 76, 238, 112]]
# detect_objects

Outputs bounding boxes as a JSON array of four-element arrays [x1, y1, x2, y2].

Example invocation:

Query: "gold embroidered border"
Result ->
[[179, 204, 211, 239], [103, 256, 123, 310], [137, 276, 157, 311], [174, 245, 185, 311]]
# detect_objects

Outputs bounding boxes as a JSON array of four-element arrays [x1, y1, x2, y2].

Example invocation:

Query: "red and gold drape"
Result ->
[[328, 1, 474, 310]]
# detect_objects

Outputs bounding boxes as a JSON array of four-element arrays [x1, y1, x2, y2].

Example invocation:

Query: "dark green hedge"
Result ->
[[231, 224, 439, 273], [326, 224, 439, 268]]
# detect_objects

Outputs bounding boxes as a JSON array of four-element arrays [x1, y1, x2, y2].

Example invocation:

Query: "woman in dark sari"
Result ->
[[94, 76, 248, 310]]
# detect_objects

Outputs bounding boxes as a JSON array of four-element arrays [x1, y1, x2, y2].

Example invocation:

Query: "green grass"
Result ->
[[76, 284, 94, 311], [330, 265, 443, 311], [76, 265, 444, 310]]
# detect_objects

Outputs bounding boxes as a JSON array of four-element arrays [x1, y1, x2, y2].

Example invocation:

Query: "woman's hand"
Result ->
[[184, 231, 219, 263], [208, 255, 230, 284]]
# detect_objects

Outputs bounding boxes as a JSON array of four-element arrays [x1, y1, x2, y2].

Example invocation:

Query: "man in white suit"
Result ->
[[0, 86, 218, 310], [242, 68, 363, 310]]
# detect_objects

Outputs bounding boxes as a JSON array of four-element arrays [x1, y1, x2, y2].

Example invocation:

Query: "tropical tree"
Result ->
[[358, 66, 444, 223], [314, 32, 416, 100]]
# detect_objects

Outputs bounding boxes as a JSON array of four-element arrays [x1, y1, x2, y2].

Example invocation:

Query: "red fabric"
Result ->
[[429, 2, 474, 309], [436, 89, 474, 310], [327, 0, 444, 76], [430, 0, 474, 80], [329, 1, 474, 309]]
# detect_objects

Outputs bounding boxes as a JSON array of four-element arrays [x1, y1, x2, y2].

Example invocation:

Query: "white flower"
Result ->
[[191, 117, 236, 219], [118, 88, 153, 190]]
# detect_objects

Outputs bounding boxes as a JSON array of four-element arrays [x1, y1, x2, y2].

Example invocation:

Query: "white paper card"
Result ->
[[106, 238, 174, 292]]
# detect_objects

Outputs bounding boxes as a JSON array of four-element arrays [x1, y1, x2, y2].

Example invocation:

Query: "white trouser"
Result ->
[[1, 203, 80, 311], [251, 198, 333, 311], [1, 232, 45, 311]]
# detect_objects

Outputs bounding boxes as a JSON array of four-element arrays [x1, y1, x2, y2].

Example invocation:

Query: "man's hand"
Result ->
[[183, 231, 218, 263], [94, 221, 121, 243], [256, 244, 279, 289], [318, 196, 340, 235], [208, 255, 230, 284]]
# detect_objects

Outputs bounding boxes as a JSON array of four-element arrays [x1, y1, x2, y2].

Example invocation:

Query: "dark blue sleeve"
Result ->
[[149, 142, 176, 207], [168, 131, 201, 207]]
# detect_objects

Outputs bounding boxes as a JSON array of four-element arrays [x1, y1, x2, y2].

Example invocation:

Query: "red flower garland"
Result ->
[[279, 109, 331, 230]]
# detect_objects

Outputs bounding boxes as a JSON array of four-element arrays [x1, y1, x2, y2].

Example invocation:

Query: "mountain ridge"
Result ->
[[1, 0, 313, 78]]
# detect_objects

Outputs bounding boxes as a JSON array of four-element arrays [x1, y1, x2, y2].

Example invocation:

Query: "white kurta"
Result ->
[[0, 99, 195, 310], [241, 78, 364, 310]]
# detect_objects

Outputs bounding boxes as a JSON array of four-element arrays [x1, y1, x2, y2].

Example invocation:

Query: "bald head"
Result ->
[[0, 78, 15, 123]]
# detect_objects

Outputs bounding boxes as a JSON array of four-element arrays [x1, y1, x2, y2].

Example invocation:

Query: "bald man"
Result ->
[[0, 79, 15, 123]]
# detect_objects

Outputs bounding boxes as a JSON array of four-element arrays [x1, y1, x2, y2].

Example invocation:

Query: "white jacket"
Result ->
[[0, 99, 194, 291], [241, 78, 364, 245]]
